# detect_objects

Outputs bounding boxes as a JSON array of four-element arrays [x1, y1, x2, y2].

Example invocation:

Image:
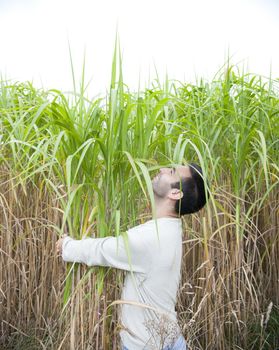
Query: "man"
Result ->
[[56, 163, 209, 350]]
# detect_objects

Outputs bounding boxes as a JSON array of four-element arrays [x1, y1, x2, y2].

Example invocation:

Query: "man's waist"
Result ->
[[120, 307, 181, 349]]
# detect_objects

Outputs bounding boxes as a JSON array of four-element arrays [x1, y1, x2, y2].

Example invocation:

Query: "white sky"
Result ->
[[0, 0, 279, 97]]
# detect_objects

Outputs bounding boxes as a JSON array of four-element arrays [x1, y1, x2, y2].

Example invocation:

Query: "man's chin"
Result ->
[[152, 186, 161, 198], [152, 183, 157, 195], [151, 178, 157, 187]]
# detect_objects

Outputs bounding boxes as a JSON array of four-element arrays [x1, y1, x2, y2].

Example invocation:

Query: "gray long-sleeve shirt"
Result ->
[[62, 217, 183, 350]]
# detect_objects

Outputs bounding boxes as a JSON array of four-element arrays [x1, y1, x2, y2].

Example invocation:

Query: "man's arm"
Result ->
[[56, 231, 151, 274]]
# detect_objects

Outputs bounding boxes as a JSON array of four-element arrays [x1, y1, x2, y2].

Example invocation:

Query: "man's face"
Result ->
[[152, 165, 191, 198]]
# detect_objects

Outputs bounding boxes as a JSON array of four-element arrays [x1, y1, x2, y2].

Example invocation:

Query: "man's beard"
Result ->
[[152, 179, 169, 199]]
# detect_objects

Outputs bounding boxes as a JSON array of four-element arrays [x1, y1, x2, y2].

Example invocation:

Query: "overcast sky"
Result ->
[[0, 0, 279, 97]]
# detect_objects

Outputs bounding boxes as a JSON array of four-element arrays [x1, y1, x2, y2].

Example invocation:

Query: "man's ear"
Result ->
[[168, 188, 183, 201]]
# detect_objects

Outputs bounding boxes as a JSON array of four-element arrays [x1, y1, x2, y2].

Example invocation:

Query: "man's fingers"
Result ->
[[56, 242, 60, 252], [56, 235, 68, 255]]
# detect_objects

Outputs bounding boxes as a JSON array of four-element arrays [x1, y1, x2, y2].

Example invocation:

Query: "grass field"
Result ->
[[0, 51, 279, 349]]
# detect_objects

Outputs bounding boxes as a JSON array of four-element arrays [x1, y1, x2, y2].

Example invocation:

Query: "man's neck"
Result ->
[[153, 197, 179, 219], [155, 213, 179, 219]]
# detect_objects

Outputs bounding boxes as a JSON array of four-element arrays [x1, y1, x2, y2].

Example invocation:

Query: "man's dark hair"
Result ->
[[171, 163, 209, 215]]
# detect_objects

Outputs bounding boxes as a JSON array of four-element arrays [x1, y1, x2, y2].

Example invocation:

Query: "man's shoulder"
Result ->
[[127, 219, 154, 234], [128, 218, 181, 234]]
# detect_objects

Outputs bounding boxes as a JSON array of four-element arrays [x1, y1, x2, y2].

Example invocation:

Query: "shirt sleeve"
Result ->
[[61, 230, 151, 274]]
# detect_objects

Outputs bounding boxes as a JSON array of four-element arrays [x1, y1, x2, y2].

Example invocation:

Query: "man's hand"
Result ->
[[56, 234, 69, 255]]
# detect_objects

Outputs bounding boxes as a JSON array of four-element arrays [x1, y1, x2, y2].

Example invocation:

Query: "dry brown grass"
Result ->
[[1, 164, 278, 349]]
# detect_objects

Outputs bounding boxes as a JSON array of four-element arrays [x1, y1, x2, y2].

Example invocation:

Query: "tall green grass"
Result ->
[[0, 48, 278, 349]]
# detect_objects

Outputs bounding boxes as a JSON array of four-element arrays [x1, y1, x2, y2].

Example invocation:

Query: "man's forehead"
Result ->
[[176, 165, 191, 178]]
